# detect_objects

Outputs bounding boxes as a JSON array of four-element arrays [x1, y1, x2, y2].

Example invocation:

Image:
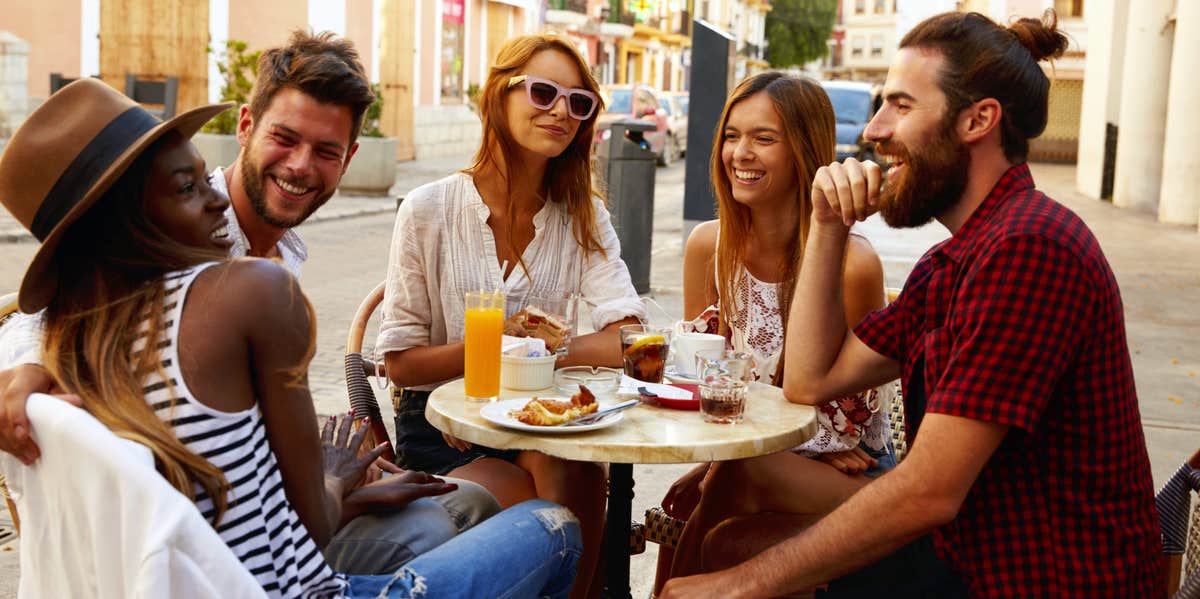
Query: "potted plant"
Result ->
[[193, 40, 260, 170], [339, 83, 398, 197]]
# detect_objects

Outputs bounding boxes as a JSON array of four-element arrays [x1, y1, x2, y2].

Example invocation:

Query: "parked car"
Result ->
[[820, 80, 880, 162], [659, 92, 688, 161], [594, 84, 673, 166]]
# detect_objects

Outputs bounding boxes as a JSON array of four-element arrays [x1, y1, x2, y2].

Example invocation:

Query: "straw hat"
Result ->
[[0, 78, 232, 313]]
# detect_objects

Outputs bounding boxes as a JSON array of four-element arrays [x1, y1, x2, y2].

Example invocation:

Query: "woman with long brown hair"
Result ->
[[377, 34, 645, 597], [0, 79, 581, 598], [654, 72, 895, 591]]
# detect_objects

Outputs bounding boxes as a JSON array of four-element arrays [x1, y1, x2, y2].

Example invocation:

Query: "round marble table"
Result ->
[[426, 378, 818, 598]]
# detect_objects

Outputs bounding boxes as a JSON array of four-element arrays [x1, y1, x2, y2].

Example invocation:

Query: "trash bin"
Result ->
[[596, 120, 657, 295]]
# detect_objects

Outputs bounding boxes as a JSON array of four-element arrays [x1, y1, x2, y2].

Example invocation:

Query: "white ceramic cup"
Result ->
[[672, 331, 727, 377]]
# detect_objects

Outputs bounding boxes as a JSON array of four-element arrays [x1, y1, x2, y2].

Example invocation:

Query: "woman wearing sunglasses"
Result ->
[[376, 34, 646, 598]]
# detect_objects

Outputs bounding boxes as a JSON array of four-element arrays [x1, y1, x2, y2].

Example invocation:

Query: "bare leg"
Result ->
[[447, 457, 538, 508], [517, 451, 607, 599], [669, 451, 870, 580], [653, 548, 676, 596], [701, 514, 822, 599]]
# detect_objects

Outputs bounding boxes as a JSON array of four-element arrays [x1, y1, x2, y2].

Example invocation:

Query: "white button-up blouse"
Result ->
[[376, 173, 646, 389]]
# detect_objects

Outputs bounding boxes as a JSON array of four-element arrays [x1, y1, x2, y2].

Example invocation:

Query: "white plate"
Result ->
[[663, 365, 701, 385], [479, 397, 625, 434]]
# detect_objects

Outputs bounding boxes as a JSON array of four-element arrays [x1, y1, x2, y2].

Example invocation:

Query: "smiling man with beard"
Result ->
[[661, 9, 1164, 599]]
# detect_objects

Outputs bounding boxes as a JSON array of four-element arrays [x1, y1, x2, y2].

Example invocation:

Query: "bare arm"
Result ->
[[661, 413, 1009, 598], [783, 160, 899, 404], [385, 343, 466, 388], [226, 260, 341, 547], [682, 221, 720, 320], [555, 316, 641, 368]]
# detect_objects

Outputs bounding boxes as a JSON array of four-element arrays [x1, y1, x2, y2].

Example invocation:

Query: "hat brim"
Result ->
[[17, 102, 234, 313]]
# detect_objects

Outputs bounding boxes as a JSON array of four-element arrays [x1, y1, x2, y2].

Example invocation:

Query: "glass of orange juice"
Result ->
[[464, 290, 505, 402]]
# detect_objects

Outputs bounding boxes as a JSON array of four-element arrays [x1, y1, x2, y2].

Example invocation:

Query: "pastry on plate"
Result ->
[[510, 385, 597, 426]]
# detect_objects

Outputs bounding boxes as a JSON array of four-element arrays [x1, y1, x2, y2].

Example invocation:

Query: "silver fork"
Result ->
[[562, 399, 641, 426]]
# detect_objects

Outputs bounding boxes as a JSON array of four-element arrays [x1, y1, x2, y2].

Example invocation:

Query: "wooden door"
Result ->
[[99, 0, 208, 111], [379, 0, 416, 161]]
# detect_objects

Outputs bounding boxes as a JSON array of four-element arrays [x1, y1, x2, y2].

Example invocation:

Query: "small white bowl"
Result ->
[[501, 353, 559, 391]]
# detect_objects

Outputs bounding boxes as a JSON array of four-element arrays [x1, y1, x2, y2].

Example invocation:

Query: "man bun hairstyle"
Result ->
[[901, 9, 1070, 163], [248, 30, 375, 145]]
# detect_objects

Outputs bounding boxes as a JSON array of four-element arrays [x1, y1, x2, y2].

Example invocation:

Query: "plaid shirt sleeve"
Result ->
[[854, 287, 911, 362], [927, 235, 1096, 433]]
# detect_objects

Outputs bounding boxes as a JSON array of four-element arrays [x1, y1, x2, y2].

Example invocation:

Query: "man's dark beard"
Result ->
[[238, 149, 331, 229], [877, 117, 970, 228]]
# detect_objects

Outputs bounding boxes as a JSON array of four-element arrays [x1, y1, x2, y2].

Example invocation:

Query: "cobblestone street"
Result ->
[[1, 158, 1197, 597]]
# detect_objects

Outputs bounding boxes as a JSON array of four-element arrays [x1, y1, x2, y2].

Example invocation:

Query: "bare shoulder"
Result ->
[[845, 234, 882, 275], [685, 220, 719, 258], [194, 259, 306, 324]]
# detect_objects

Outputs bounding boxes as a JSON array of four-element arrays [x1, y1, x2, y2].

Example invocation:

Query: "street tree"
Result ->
[[765, 0, 839, 68]]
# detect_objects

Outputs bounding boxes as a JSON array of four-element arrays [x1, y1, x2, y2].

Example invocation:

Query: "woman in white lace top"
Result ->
[[655, 73, 896, 591]]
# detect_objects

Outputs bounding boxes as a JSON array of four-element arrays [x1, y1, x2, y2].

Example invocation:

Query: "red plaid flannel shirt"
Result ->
[[854, 165, 1163, 597]]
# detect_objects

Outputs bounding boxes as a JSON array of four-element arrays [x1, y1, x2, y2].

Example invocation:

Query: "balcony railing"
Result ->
[[549, 0, 589, 13], [605, 0, 636, 25]]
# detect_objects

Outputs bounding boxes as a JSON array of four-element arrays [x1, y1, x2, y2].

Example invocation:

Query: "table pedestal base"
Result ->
[[602, 462, 634, 599]]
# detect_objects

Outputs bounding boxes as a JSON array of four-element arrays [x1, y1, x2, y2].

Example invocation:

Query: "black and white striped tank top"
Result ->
[[137, 263, 347, 598]]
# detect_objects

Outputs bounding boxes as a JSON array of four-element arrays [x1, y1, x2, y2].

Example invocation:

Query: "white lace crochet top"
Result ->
[[723, 263, 892, 455]]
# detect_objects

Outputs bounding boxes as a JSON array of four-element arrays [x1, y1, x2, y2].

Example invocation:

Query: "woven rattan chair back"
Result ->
[[344, 282, 395, 463], [0, 292, 20, 537], [1159, 448, 1200, 598]]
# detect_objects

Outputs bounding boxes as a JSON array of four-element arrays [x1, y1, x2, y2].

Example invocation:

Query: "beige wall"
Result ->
[[5, 0, 83, 99], [467, 0, 485, 86], [345, 0, 374, 83], [229, 0, 308, 54], [420, 0, 438, 105]]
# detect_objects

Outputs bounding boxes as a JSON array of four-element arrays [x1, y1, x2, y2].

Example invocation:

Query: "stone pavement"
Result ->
[[0, 157, 1197, 598]]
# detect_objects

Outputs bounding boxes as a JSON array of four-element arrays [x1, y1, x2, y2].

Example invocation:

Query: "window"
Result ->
[[851, 36, 864, 59], [1054, 0, 1084, 18], [874, 0, 886, 13], [855, 0, 865, 15], [870, 35, 884, 59]]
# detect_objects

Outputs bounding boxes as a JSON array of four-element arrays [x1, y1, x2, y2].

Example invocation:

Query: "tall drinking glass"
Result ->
[[524, 291, 579, 355], [464, 290, 505, 402]]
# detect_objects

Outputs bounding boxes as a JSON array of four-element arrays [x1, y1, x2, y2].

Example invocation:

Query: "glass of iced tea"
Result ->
[[464, 290, 505, 402], [695, 349, 754, 424], [619, 324, 672, 383]]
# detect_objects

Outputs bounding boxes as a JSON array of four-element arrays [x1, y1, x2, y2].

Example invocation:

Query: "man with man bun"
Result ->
[[663, 10, 1162, 598]]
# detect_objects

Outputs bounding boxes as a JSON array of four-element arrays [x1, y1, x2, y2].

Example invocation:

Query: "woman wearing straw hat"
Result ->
[[0, 78, 581, 597]]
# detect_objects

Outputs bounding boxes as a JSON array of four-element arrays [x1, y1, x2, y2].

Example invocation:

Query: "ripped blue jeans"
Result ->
[[345, 499, 582, 599]]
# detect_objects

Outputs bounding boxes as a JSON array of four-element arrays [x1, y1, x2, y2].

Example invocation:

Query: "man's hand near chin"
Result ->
[[0, 364, 81, 465]]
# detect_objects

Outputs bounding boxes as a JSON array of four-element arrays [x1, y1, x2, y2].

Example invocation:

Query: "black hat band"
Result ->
[[30, 106, 159, 241]]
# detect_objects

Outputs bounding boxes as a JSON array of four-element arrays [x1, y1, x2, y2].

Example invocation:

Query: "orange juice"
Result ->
[[464, 294, 504, 401]]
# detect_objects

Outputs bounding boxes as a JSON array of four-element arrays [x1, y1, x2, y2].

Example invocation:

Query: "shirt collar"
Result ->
[[936, 163, 1034, 264], [209, 167, 307, 278]]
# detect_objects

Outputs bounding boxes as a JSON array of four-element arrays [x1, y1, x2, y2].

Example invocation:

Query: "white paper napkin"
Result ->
[[619, 375, 695, 400], [502, 335, 549, 357]]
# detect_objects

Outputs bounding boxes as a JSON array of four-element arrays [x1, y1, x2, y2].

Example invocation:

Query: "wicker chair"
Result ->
[[1159, 448, 1200, 598], [1, 291, 20, 539]]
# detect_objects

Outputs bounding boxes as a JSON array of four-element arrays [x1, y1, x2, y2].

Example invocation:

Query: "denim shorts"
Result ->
[[394, 389, 520, 475], [861, 441, 896, 479]]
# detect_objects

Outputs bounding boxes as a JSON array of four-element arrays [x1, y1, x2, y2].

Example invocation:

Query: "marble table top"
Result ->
[[426, 379, 818, 464]]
